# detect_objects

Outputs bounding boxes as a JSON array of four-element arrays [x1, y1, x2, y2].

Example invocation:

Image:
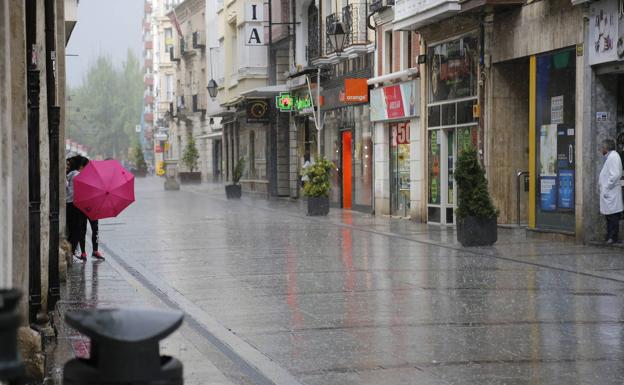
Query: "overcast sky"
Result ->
[[66, 0, 143, 87]]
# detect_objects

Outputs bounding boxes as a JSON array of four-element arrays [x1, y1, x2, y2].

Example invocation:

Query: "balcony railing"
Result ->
[[144, 75, 154, 86], [145, 95, 154, 104], [307, 4, 320, 61], [325, 13, 338, 55], [144, 2, 152, 14], [144, 40, 153, 50], [342, 3, 368, 47], [144, 112, 154, 122]]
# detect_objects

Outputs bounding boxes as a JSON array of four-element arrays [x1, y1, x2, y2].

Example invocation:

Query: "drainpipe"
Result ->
[[26, 0, 42, 324], [44, 0, 60, 311]]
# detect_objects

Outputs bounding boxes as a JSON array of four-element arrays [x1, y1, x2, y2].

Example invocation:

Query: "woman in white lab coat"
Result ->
[[599, 139, 623, 244]]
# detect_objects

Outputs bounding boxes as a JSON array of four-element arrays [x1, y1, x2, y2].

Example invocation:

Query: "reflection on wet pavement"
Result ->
[[95, 178, 624, 385]]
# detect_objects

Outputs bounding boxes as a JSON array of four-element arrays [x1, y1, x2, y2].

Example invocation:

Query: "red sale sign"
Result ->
[[383, 85, 405, 119], [391, 122, 410, 147]]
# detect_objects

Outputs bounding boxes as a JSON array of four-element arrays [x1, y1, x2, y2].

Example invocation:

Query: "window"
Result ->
[[164, 28, 173, 54], [166, 75, 173, 102]]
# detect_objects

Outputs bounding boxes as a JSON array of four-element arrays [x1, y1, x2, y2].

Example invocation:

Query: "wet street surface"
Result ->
[[63, 177, 624, 385]]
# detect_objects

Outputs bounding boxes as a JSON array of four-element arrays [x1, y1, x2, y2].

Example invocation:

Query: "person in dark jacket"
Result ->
[[66, 155, 87, 260], [78, 156, 105, 260]]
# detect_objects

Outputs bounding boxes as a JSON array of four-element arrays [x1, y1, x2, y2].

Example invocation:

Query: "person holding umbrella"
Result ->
[[66, 155, 88, 260], [79, 156, 105, 260]]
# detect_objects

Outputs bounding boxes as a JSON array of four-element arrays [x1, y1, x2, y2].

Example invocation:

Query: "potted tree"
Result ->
[[132, 144, 148, 177], [455, 147, 499, 246], [302, 157, 334, 216], [179, 134, 201, 184], [225, 158, 244, 199]]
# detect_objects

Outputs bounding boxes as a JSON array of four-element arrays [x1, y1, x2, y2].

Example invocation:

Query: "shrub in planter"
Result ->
[[181, 134, 201, 184], [226, 158, 244, 199], [132, 144, 148, 177], [302, 157, 334, 216], [455, 147, 499, 247]]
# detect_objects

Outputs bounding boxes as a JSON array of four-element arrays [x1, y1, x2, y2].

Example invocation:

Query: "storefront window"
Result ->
[[535, 48, 576, 231], [428, 33, 479, 103], [428, 130, 441, 206], [354, 105, 372, 207]]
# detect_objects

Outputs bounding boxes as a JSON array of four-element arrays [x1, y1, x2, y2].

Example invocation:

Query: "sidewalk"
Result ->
[[44, 242, 256, 385]]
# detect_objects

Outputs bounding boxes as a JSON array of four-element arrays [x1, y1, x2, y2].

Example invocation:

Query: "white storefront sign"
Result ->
[[245, 2, 264, 46], [393, 0, 460, 30]]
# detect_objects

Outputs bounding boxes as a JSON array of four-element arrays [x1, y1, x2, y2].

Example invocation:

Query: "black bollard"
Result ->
[[63, 308, 184, 385], [0, 289, 24, 383]]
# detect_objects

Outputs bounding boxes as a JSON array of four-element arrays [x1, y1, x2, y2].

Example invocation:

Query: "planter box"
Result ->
[[179, 172, 202, 184], [307, 196, 329, 216], [457, 216, 497, 247], [225, 184, 241, 199]]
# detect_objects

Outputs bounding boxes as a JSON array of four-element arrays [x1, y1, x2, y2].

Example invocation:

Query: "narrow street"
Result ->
[[61, 177, 624, 385]]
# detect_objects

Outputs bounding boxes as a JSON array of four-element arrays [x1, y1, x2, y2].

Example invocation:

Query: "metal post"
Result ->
[[26, 0, 42, 323], [45, 0, 60, 311], [516, 171, 528, 227]]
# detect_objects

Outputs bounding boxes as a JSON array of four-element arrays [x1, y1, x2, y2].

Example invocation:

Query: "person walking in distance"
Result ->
[[79, 156, 105, 260], [66, 155, 88, 260], [599, 139, 624, 244]]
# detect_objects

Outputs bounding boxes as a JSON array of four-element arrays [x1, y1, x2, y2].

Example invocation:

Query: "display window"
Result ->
[[426, 32, 479, 225], [534, 48, 576, 231]]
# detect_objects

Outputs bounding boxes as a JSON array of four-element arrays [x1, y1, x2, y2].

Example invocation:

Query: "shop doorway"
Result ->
[[427, 123, 477, 224], [341, 130, 353, 209], [390, 122, 411, 217]]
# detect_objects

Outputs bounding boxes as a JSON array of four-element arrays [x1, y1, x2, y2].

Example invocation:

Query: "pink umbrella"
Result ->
[[73, 160, 135, 220]]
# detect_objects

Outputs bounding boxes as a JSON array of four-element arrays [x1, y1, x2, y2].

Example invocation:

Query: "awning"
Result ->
[[206, 108, 236, 118], [288, 67, 318, 79], [240, 85, 289, 98], [222, 96, 244, 107]]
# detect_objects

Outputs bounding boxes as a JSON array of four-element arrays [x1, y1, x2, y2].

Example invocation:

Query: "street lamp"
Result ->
[[207, 79, 218, 100], [328, 21, 347, 56]]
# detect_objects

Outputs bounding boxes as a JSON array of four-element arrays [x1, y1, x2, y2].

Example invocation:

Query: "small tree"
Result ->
[[133, 143, 147, 175], [455, 147, 498, 219], [302, 157, 335, 197], [232, 157, 245, 185], [182, 134, 200, 172]]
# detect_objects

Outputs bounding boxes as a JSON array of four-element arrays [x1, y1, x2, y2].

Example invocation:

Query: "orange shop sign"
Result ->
[[342, 78, 368, 103]]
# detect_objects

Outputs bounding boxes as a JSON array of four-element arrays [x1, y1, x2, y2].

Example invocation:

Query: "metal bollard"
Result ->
[[0, 289, 24, 384], [63, 308, 184, 385]]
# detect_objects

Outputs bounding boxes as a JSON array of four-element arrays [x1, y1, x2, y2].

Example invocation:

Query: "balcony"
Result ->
[[369, 0, 394, 13], [342, 3, 369, 47], [144, 75, 154, 86], [144, 1, 152, 14], [144, 21, 151, 31], [144, 112, 154, 122], [144, 40, 153, 50], [144, 59, 153, 69], [145, 94, 154, 104], [192, 31, 205, 49]]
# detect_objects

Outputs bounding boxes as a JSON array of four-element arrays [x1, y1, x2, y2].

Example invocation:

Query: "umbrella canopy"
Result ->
[[73, 160, 135, 220]]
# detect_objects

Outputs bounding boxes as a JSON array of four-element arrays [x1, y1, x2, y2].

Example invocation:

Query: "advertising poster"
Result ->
[[383, 85, 405, 119], [370, 80, 420, 122], [540, 124, 557, 177], [551, 95, 564, 125], [557, 169, 575, 210], [540, 177, 557, 212], [589, 0, 620, 65]]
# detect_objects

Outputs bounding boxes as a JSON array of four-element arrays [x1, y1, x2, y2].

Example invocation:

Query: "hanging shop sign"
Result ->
[[339, 78, 369, 103], [370, 80, 420, 122], [245, 1, 264, 46], [589, 0, 624, 65], [246, 99, 270, 123], [276, 93, 314, 112]]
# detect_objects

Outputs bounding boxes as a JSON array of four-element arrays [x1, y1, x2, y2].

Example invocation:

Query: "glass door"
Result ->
[[390, 122, 411, 217]]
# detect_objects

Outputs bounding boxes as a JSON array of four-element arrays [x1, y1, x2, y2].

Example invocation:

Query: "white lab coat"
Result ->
[[599, 150, 624, 215]]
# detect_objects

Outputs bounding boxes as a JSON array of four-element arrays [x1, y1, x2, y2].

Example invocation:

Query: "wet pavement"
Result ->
[[53, 176, 624, 385]]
